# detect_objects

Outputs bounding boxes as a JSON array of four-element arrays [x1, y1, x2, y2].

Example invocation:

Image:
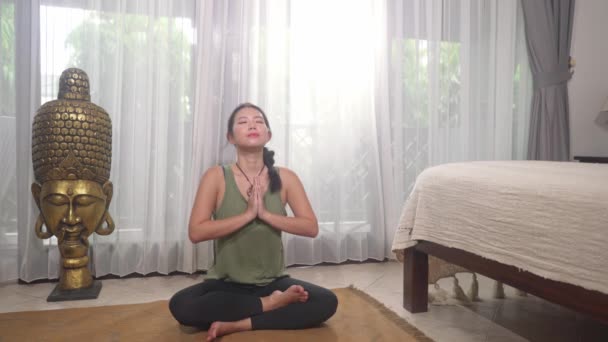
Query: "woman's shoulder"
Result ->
[[208, 164, 226, 175], [275, 166, 300, 183], [275, 165, 291, 175], [201, 165, 226, 183]]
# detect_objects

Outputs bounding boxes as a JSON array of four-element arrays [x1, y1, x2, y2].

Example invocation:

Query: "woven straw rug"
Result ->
[[0, 286, 432, 341]]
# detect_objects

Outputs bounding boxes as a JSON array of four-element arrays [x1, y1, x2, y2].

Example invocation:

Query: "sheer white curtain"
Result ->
[[0, 0, 18, 281], [1, 0, 531, 282], [199, 0, 388, 265], [6, 0, 206, 282], [202, 0, 531, 264], [378, 0, 532, 249]]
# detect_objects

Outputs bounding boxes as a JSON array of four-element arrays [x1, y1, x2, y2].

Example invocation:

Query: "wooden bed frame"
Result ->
[[402, 241, 608, 324]]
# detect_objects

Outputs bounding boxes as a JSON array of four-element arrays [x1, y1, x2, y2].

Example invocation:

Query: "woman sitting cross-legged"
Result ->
[[169, 103, 338, 340]]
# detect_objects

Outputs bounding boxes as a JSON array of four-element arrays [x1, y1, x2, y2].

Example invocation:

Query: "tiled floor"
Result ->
[[0, 261, 606, 341]]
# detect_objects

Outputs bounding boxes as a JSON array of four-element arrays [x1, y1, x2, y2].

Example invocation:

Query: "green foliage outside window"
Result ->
[[1, 1, 15, 117], [64, 12, 193, 121], [397, 38, 461, 129]]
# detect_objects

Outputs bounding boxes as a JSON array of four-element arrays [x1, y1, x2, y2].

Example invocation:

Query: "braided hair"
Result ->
[[227, 103, 282, 193]]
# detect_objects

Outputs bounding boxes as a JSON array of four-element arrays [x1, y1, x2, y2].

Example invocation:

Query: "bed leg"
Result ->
[[403, 247, 428, 313]]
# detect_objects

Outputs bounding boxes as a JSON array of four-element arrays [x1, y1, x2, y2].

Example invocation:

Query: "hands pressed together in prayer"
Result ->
[[245, 176, 269, 222]]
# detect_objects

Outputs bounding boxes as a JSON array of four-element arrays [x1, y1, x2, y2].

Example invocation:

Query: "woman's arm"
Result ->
[[188, 166, 257, 243], [257, 168, 319, 238]]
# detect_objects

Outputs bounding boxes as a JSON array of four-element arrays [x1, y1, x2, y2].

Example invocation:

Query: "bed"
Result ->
[[391, 161, 608, 324]]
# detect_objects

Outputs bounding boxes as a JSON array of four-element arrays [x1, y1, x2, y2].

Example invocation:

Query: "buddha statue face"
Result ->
[[31, 180, 113, 244]]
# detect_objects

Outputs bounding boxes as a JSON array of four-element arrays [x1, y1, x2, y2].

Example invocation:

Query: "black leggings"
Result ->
[[168, 277, 338, 330]]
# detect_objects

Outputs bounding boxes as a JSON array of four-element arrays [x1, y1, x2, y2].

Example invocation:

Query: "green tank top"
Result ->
[[205, 165, 288, 285]]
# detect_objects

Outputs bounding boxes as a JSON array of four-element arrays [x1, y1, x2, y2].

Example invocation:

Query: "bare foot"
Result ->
[[206, 319, 251, 341], [262, 285, 309, 312]]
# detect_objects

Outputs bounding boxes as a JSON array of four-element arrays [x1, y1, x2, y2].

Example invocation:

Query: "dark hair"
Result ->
[[227, 103, 282, 193]]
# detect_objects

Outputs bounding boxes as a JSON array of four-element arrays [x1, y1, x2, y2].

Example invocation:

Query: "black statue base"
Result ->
[[47, 280, 102, 302]]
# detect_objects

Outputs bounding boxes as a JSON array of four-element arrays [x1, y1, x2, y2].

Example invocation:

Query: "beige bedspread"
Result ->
[[392, 161, 608, 295]]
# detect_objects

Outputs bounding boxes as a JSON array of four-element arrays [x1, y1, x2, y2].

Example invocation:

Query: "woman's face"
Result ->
[[229, 107, 271, 148]]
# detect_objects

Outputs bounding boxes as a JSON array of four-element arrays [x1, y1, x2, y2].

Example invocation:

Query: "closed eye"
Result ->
[[75, 195, 101, 206], [44, 194, 69, 206]]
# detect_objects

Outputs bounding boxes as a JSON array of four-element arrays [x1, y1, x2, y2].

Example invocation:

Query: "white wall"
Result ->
[[569, 0, 608, 157]]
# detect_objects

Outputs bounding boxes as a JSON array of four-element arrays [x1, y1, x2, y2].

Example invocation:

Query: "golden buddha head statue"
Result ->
[[31, 68, 114, 247]]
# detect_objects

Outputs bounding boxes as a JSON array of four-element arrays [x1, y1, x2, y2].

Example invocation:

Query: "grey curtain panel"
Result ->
[[521, 0, 575, 161]]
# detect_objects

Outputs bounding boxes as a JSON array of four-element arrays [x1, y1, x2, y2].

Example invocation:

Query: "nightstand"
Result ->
[[573, 156, 608, 164]]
